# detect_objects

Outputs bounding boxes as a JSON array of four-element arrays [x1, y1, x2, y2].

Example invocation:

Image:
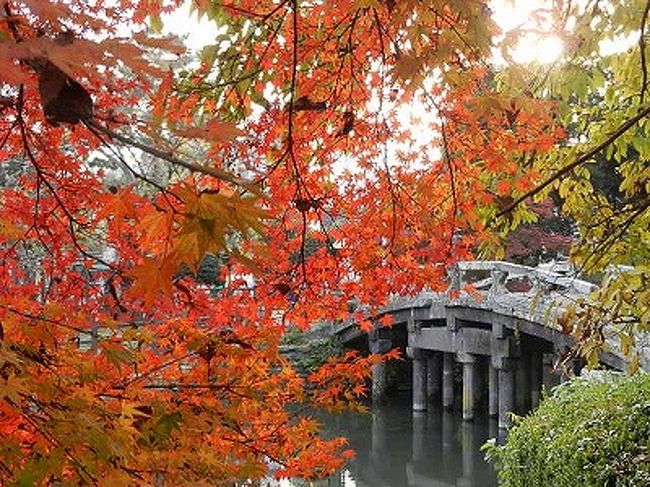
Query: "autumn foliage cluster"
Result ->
[[1, 0, 647, 484]]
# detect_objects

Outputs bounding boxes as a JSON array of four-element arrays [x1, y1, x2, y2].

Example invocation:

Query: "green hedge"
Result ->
[[484, 372, 650, 487]]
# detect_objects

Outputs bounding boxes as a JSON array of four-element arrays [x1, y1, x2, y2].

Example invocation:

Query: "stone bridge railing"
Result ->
[[388, 260, 596, 330], [336, 261, 593, 338]]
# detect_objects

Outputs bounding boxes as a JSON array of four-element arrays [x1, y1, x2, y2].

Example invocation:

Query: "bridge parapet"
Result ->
[[374, 260, 595, 331], [448, 260, 596, 297]]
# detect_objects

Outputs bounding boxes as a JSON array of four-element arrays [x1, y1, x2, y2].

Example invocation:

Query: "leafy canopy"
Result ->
[[0, 0, 647, 484]]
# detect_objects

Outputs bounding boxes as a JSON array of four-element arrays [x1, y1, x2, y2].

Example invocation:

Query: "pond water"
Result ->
[[301, 394, 500, 487]]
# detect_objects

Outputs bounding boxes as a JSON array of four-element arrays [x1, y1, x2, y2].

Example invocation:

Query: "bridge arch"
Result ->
[[335, 261, 640, 429]]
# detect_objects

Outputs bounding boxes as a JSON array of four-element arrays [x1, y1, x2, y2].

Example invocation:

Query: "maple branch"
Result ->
[[84, 122, 183, 205], [439, 119, 458, 254], [0, 119, 16, 151], [286, 0, 299, 147], [14, 88, 117, 272], [2, 2, 21, 42], [575, 201, 648, 276], [495, 105, 650, 218], [111, 352, 196, 390], [0, 304, 86, 333], [6, 398, 99, 486], [431, 8, 491, 69], [84, 119, 256, 191]]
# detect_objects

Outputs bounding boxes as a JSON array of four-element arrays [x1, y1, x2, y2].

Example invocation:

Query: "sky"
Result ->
[[157, 0, 566, 177], [162, 0, 565, 65]]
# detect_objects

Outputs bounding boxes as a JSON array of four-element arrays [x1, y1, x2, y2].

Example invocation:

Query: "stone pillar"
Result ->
[[488, 360, 499, 417], [458, 352, 477, 421], [542, 352, 559, 391], [371, 361, 387, 404], [412, 350, 428, 411], [530, 350, 543, 409], [488, 417, 499, 442], [571, 356, 584, 377], [328, 471, 343, 487], [427, 352, 442, 401], [497, 359, 515, 429], [515, 355, 531, 414], [370, 333, 392, 404], [442, 352, 455, 410], [554, 344, 574, 383]]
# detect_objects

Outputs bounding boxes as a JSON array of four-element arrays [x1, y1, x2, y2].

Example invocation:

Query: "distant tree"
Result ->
[[505, 199, 573, 266]]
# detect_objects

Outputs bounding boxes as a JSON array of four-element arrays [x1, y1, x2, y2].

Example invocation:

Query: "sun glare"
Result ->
[[511, 33, 564, 64], [491, 0, 564, 65]]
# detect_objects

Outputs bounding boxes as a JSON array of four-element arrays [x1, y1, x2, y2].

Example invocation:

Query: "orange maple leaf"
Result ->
[[176, 119, 245, 143], [126, 257, 176, 308]]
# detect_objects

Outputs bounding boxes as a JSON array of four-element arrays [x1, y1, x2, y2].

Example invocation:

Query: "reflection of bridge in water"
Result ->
[[336, 261, 647, 429], [323, 399, 497, 487]]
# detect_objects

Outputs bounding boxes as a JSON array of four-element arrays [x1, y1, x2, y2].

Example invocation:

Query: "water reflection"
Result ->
[[318, 395, 498, 487]]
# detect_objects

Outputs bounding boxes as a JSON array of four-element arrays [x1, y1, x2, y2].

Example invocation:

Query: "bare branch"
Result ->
[[84, 119, 257, 192]]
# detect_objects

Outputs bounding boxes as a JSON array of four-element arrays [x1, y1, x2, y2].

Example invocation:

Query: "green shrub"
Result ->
[[484, 372, 650, 487]]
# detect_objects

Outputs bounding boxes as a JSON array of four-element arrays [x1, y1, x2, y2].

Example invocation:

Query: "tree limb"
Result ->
[[495, 105, 650, 218], [84, 119, 257, 192]]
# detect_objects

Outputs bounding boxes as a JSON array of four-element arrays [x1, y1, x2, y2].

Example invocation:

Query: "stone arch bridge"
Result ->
[[334, 261, 647, 429]]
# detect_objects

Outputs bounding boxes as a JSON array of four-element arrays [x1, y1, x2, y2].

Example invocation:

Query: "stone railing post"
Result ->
[[447, 263, 462, 295], [488, 268, 508, 299]]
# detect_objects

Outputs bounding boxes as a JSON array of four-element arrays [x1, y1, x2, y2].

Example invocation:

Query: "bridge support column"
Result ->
[[488, 360, 499, 417], [497, 358, 515, 429], [515, 355, 531, 414], [554, 344, 583, 383], [411, 349, 427, 411], [543, 352, 560, 391], [427, 351, 442, 401], [442, 352, 455, 410], [458, 352, 477, 421], [530, 350, 543, 409], [572, 356, 584, 377], [328, 471, 343, 487], [371, 361, 387, 404], [370, 334, 392, 404]]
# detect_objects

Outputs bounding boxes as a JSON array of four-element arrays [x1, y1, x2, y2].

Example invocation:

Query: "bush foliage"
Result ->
[[484, 373, 650, 487]]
